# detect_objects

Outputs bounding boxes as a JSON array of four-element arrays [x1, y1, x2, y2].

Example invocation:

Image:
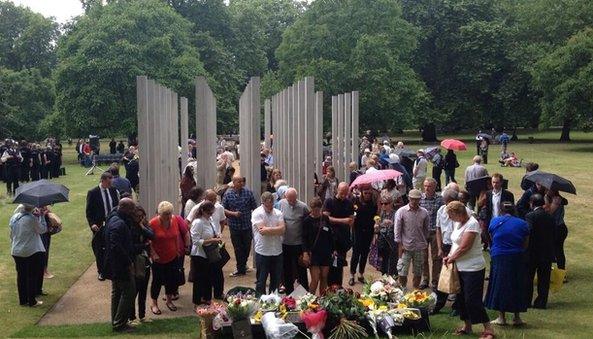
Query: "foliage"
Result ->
[[0, 1, 59, 76], [54, 0, 206, 137], [317, 287, 365, 321], [276, 0, 431, 132], [0, 67, 55, 139], [532, 28, 593, 132]]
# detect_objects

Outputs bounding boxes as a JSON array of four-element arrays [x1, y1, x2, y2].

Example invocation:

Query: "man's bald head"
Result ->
[[204, 189, 218, 203], [285, 188, 298, 204], [337, 182, 349, 199], [232, 174, 244, 189], [118, 198, 136, 217]]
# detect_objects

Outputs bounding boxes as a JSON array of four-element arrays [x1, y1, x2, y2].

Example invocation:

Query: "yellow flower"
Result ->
[[373, 215, 381, 222], [359, 298, 374, 308], [253, 310, 263, 323], [397, 303, 407, 309]]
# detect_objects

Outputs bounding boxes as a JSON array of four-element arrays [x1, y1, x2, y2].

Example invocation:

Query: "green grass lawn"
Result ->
[[2, 133, 593, 338]]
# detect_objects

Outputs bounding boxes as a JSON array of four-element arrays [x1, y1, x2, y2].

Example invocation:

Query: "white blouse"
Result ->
[[190, 217, 219, 258]]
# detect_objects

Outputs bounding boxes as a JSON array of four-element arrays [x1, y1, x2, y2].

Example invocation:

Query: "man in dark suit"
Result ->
[[525, 194, 556, 309], [103, 198, 136, 332], [482, 173, 514, 248], [86, 172, 120, 281]]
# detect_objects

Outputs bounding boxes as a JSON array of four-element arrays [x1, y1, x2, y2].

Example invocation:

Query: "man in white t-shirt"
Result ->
[[186, 189, 227, 233], [251, 191, 285, 294]]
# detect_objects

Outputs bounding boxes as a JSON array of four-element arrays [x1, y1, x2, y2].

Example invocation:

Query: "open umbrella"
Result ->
[[441, 139, 467, 151], [395, 148, 417, 159], [525, 172, 576, 195], [424, 146, 440, 160], [477, 133, 493, 141], [350, 169, 402, 188], [13, 180, 70, 207]]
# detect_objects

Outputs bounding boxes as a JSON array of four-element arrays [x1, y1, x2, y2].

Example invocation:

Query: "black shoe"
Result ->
[[348, 277, 355, 286], [98, 273, 105, 281], [419, 283, 429, 290], [358, 276, 366, 284], [113, 325, 134, 333]]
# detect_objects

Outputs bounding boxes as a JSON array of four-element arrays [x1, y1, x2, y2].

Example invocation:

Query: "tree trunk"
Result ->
[[421, 123, 437, 142], [560, 118, 571, 142]]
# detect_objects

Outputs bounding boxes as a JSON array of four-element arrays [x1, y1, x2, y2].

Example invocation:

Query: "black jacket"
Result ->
[[86, 186, 120, 229], [525, 207, 556, 263], [103, 210, 134, 281], [484, 189, 515, 225]]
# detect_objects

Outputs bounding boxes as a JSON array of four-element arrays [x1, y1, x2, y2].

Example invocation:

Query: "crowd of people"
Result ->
[[1, 138, 63, 196], [6, 134, 571, 337]]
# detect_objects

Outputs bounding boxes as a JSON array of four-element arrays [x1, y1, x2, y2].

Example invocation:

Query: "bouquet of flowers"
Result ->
[[362, 275, 404, 305], [301, 309, 328, 339], [260, 293, 282, 312], [318, 287, 367, 339], [226, 293, 258, 321], [298, 293, 318, 311], [400, 290, 436, 310], [366, 304, 405, 339], [196, 302, 226, 339]]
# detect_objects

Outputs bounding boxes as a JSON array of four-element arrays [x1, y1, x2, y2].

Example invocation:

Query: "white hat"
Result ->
[[364, 148, 371, 153]]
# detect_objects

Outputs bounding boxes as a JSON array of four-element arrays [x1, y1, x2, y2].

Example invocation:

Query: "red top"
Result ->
[[174, 215, 189, 257], [149, 216, 179, 264]]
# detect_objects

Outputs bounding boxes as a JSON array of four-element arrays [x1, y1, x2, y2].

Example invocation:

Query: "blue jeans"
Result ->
[[255, 253, 283, 294]]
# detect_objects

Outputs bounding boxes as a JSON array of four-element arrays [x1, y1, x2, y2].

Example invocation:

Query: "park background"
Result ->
[[1, 0, 593, 338]]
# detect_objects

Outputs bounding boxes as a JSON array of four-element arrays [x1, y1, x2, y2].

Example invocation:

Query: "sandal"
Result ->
[[479, 330, 495, 339], [453, 327, 472, 335], [166, 302, 177, 312], [150, 306, 162, 315]]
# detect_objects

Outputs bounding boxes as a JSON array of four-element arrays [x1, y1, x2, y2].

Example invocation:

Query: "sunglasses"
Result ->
[[380, 202, 391, 205]]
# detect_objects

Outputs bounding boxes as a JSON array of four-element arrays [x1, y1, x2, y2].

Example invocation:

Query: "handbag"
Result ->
[[134, 253, 148, 280], [203, 222, 222, 264], [438, 262, 460, 294], [47, 212, 63, 234], [218, 243, 231, 268]]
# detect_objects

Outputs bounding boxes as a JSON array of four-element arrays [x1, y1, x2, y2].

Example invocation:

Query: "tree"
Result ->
[[511, 0, 593, 139], [0, 67, 54, 139], [276, 0, 432, 134], [532, 28, 593, 141], [0, 1, 60, 76], [54, 0, 207, 137]]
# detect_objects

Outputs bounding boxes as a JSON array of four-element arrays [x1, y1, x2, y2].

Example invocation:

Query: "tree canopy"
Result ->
[[53, 0, 206, 137]]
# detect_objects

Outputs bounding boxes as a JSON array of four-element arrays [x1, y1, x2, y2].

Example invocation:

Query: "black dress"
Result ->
[[302, 215, 333, 267]]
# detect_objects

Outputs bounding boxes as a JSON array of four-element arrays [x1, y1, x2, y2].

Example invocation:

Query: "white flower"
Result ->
[[370, 281, 385, 294]]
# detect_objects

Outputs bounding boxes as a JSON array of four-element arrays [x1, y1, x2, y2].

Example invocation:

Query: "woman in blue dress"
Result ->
[[484, 202, 530, 326]]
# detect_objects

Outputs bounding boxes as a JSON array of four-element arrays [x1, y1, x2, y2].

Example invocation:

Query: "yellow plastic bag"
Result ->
[[549, 267, 566, 293]]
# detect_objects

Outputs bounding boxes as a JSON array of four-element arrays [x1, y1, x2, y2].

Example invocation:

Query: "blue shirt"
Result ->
[[222, 187, 257, 231], [489, 215, 529, 258]]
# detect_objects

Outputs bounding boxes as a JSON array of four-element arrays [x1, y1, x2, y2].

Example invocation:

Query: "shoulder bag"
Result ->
[[203, 222, 223, 264]]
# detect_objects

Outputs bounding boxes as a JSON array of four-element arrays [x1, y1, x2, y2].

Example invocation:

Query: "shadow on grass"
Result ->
[[12, 316, 199, 338]]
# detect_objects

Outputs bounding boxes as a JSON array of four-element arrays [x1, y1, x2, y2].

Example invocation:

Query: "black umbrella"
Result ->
[[465, 176, 508, 195], [477, 133, 493, 141], [525, 172, 576, 195], [13, 180, 70, 207], [395, 148, 417, 159]]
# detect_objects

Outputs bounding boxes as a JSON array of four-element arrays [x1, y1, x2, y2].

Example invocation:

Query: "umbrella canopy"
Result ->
[[525, 172, 576, 195], [477, 133, 493, 141], [350, 169, 402, 189], [394, 148, 417, 159], [465, 176, 509, 195], [424, 146, 440, 160], [441, 139, 467, 151], [13, 180, 70, 207]]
